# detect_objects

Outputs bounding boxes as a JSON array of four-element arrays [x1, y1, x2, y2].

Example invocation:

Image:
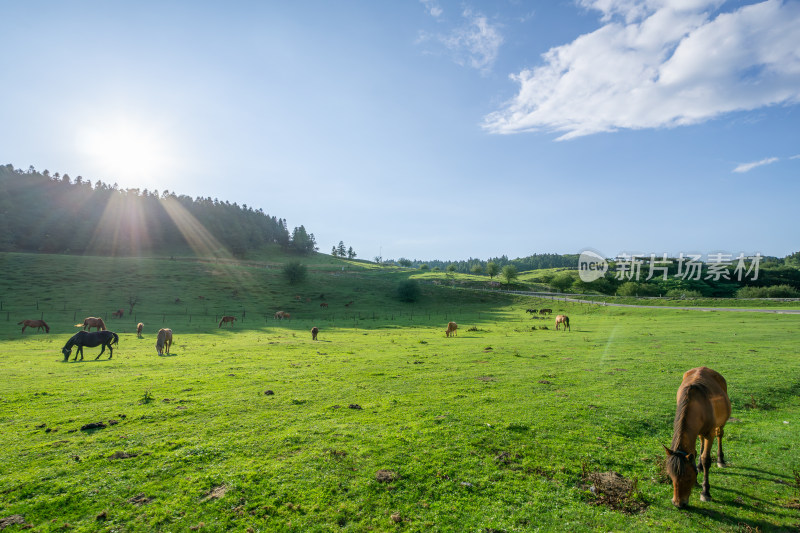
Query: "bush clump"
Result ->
[[396, 279, 420, 302]]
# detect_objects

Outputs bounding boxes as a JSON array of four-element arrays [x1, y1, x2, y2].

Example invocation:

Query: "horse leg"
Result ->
[[716, 427, 726, 467], [107, 343, 113, 359], [699, 435, 714, 502], [21, 325, 27, 334], [96, 344, 106, 360], [75, 346, 83, 361]]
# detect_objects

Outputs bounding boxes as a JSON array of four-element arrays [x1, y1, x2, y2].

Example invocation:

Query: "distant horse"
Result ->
[[555, 315, 570, 331], [320, 303, 329, 309], [156, 328, 173, 355], [218, 316, 236, 328], [76, 317, 106, 331], [526, 309, 538, 314], [18, 319, 49, 334], [445, 322, 458, 337], [311, 326, 319, 341], [274, 311, 290, 320], [345, 301, 354, 307], [664, 367, 731, 508], [62, 330, 119, 361], [111, 309, 124, 318], [539, 309, 552, 316], [137, 322, 143, 338]]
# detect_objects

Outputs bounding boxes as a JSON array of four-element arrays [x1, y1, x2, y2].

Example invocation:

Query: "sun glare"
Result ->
[[76, 115, 175, 186]]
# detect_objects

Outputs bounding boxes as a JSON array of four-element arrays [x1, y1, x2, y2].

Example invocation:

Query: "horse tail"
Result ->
[[74, 324, 84, 327], [17, 321, 24, 325], [111, 332, 119, 345]]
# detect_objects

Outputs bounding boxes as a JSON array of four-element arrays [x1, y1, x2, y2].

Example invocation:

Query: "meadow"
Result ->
[[1, 252, 799, 532]]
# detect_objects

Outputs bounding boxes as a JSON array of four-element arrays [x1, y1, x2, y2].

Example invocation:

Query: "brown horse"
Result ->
[[311, 326, 319, 340], [18, 319, 49, 334], [320, 302, 329, 309], [445, 322, 458, 337], [156, 328, 173, 355], [274, 311, 291, 320], [137, 322, 144, 338], [539, 308, 552, 315], [664, 367, 731, 508], [218, 316, 236, 328], [76, 317, 106, 331], [555, 315, 570, 331], [111, 309, 124, 318]]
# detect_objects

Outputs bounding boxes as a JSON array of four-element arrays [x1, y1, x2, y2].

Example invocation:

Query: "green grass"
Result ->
[[1, 252, 799, 532]]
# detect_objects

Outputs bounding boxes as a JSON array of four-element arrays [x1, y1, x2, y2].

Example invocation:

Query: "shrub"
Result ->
[[665, 289, 703, 299], [396, 279, 420, 302], [282, 261, 307, 285], [737, 285, 800, 298]]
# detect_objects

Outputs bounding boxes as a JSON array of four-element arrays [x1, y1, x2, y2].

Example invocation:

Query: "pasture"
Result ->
[[0, 252, 799, 532]]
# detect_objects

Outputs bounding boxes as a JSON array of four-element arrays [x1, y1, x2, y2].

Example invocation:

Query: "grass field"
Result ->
[[1, 252, 799, 532]]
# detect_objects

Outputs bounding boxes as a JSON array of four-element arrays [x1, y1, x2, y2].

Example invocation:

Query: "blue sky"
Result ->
[[1, 0, 798, 261]]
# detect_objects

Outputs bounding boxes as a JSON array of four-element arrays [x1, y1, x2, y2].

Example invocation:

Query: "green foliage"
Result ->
[[737, 284, 800, 298], [289, 225, 317, 254], [471, 263, 484, 275], [282, 261, 308, 285], [419, 263, 429, 270], [446, 264, 457, 273], [486, 261, 499, 279], [664, 288, 703, 298], [395, 279, 420, 302], [550, 272, 575, 292], [501, 264, 518, 284], [397, 258, 413, 267], [0, 164, 292, 256]]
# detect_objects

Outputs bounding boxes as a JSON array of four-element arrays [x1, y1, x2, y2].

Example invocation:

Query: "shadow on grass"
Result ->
[[158, 353, 179, 357]]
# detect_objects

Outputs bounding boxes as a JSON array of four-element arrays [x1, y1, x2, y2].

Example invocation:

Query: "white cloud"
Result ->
[[733, 157, 779, 173], [421, 0, 443, 18], [484, 0, 800, 139], [420, 8, 504, 73]]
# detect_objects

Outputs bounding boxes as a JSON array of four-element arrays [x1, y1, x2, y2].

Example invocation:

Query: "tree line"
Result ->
[[0, 164, 316, 256]]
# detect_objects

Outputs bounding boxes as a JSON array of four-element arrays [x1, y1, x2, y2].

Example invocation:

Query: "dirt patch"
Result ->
[[108, 451, 138, 460], [477, 376, 496, 382], [80, 421, 107, 431], [0, 515, 28, 529], [202, 485, 228, 502], [128, 493, 152, 506], [375, 470, 398, 483], [582, 471, 647, 514]]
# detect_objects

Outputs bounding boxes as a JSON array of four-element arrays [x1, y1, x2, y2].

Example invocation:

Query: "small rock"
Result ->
[[264, 390, 274, 395], [348, 404, 362, 410]]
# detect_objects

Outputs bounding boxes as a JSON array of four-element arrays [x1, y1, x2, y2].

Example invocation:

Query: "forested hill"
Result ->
[[0, 164, 317, 257]]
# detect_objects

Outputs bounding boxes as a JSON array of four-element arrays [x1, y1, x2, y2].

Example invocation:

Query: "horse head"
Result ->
[[664, 445, 697, 508], [62, 346, 72, 361]]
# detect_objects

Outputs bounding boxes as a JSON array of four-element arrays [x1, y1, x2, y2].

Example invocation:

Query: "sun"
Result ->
[[76, 114, 175, 187]]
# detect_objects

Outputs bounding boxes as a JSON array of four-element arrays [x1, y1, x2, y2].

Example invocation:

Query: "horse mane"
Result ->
[[667, 382, 710, 477]]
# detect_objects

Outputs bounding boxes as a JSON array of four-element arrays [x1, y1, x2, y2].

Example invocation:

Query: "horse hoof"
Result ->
[[700, 494, 712, 502]]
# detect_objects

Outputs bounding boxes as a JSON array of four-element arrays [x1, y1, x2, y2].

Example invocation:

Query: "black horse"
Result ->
[[62, 331, 119, 362]]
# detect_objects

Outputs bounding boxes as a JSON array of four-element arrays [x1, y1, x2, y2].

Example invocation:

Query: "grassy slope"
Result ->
[[1, 252, 799, 532]]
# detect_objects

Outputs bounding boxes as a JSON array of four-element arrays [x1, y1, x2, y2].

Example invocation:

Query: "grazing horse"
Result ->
[[555, 315, 570, 331], [664, 367, 731, 508], [111, 309, 124, 318], [539, 308, 552, 316], [320, 302, 329, 309], [274, 311, 291, 320], [137, 322, 143, 338], [445, 322, 458, 337], [18, 319, 49, 334], [345, 301, 354, 307], [218, 316, 236, 328], [62, 331, 119, 361], [526, 309, 538, 314], [156, 328, 173, 355], [311, 326, 319, 341], [76, 317, 106, 331]]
